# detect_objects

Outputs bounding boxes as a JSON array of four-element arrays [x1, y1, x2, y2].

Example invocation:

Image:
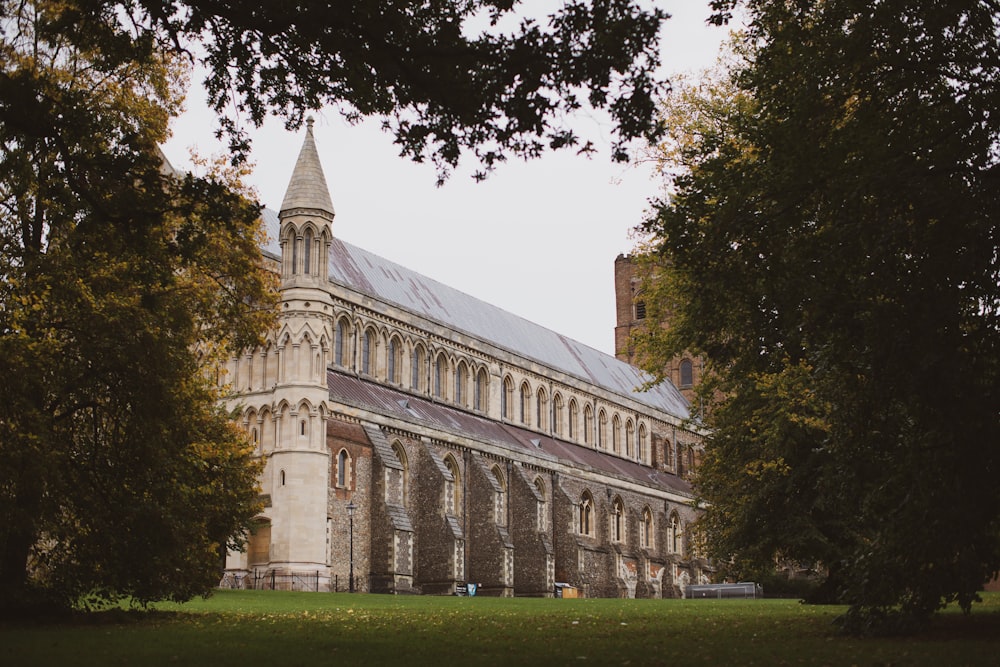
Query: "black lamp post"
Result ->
[[346, 500, 356, 593]]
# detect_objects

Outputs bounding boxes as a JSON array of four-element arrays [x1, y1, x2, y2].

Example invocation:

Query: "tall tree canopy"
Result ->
[[35, 0, 671, 182], [0, 0, 275, 612], [639, 0, 1000, 633]]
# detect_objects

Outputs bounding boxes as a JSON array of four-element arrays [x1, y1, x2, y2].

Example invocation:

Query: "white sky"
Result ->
[[161, 1, 734, 355]]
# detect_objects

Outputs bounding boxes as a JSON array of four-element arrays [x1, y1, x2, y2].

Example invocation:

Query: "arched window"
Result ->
[[279, 469, 286, 486], [474, 368, 488, 411], [280, 230, 293, 277], [393, 442, 409, 506], [303, 228, 313, 275], [583, 405, 594, 445], [534, 477, 546, 531], [680, 358, 694, 387], [569, 399, 578, 440], [635, 300, 646, 320], [337, 449, 350, 487], [291, 232, 298, 275], [434, 352, 449, 399], [519, 382, 531, 425], [536, 388, 548, 430], [612, 497, 625, 543], [492, 465, 506, 525], [361, 329, 375, 375], [625, 420, 635, 459], [444, 454, 461, 516], [641, 507, 653, 548], [669, 513, 681, 554], [578, 491, 594, 536], [638, 424, 648, 464], [388, 337, 401, 384], [552, 393, 564, 436], [598, 409, 608, 450], [411, 343, 426, 391], [259, 407, 273, 452], [611, 414, 621, 454], [335, 319, 349, 367], [501, 376, 514, 419], [455, 361, 468, 406]]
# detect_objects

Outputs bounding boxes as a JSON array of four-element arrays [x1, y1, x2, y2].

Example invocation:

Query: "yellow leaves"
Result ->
[[5, 1, 188, 146], [644, 62, 759, 187], [743, 457, 791, 480], [833, 93, 863, 131], [187, 150, 260, 202], [748, 360, 832, 436]]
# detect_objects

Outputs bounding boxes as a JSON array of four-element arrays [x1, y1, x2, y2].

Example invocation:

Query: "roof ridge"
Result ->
[[261, 209, 691, 421]]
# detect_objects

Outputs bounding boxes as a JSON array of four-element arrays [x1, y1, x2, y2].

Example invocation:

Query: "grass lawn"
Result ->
[[3, 590, 998, 666]]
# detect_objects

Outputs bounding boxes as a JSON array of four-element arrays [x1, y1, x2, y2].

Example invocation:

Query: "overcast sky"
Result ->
[[161, 2, 735, 356]]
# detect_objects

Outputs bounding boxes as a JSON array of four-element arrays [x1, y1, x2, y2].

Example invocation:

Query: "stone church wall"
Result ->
[[367, 433, 416, 593], [412, 441, 462, 595], [466, 454, 514, 596], [326, 420, 372, 592], [509, 465, 554, 597], [552, 475, 613, 597], [551, 475, 583, 590]]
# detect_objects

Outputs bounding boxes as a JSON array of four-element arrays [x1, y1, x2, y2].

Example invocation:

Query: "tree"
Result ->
[[0, 0, 274, 611], [638, 0, 1000, 634], [47, 0, 671, 183]]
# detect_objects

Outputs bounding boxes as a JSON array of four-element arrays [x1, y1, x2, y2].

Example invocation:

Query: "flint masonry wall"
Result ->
[[327, 420, 372, 592], [509, 465, 554, 597], [413, 441, 463, 595]]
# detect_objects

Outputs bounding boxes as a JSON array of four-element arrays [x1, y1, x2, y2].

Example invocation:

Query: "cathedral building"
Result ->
[[222, 121, 708, 598]]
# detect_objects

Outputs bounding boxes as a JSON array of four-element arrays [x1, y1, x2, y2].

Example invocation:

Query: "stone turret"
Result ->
[[265, 119, 336, 585], [280, 118, 335, 220], [279, 117, 335, 284]]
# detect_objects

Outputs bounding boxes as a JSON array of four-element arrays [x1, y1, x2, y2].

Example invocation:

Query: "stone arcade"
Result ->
[[222, 122, 708, 597]]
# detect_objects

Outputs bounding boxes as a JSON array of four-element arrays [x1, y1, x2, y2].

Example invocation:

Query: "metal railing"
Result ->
[[685, 582, 763, 599], [219, 571, 366, 592]]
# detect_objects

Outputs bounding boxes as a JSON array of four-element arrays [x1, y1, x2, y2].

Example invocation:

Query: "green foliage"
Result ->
[[4, 591, 1000, 666], [753, 568, 823, 600], [638, 0, 1000, 634], [0, 0, 271, 612], [49, 0, 670, 182]]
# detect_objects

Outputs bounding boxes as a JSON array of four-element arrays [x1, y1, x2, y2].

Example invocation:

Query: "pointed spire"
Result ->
[[279, 117, 335, 220]]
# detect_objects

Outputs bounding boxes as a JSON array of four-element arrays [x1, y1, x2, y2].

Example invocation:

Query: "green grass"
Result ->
[[3, 591, 999, 666]]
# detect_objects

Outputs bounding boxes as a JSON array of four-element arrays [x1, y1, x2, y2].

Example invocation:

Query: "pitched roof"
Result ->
[[261, 210, 691, 421], [330, 370, 693, 498]]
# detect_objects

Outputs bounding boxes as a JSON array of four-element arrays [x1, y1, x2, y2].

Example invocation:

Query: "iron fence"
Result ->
[[219, 571, 367, 592]]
